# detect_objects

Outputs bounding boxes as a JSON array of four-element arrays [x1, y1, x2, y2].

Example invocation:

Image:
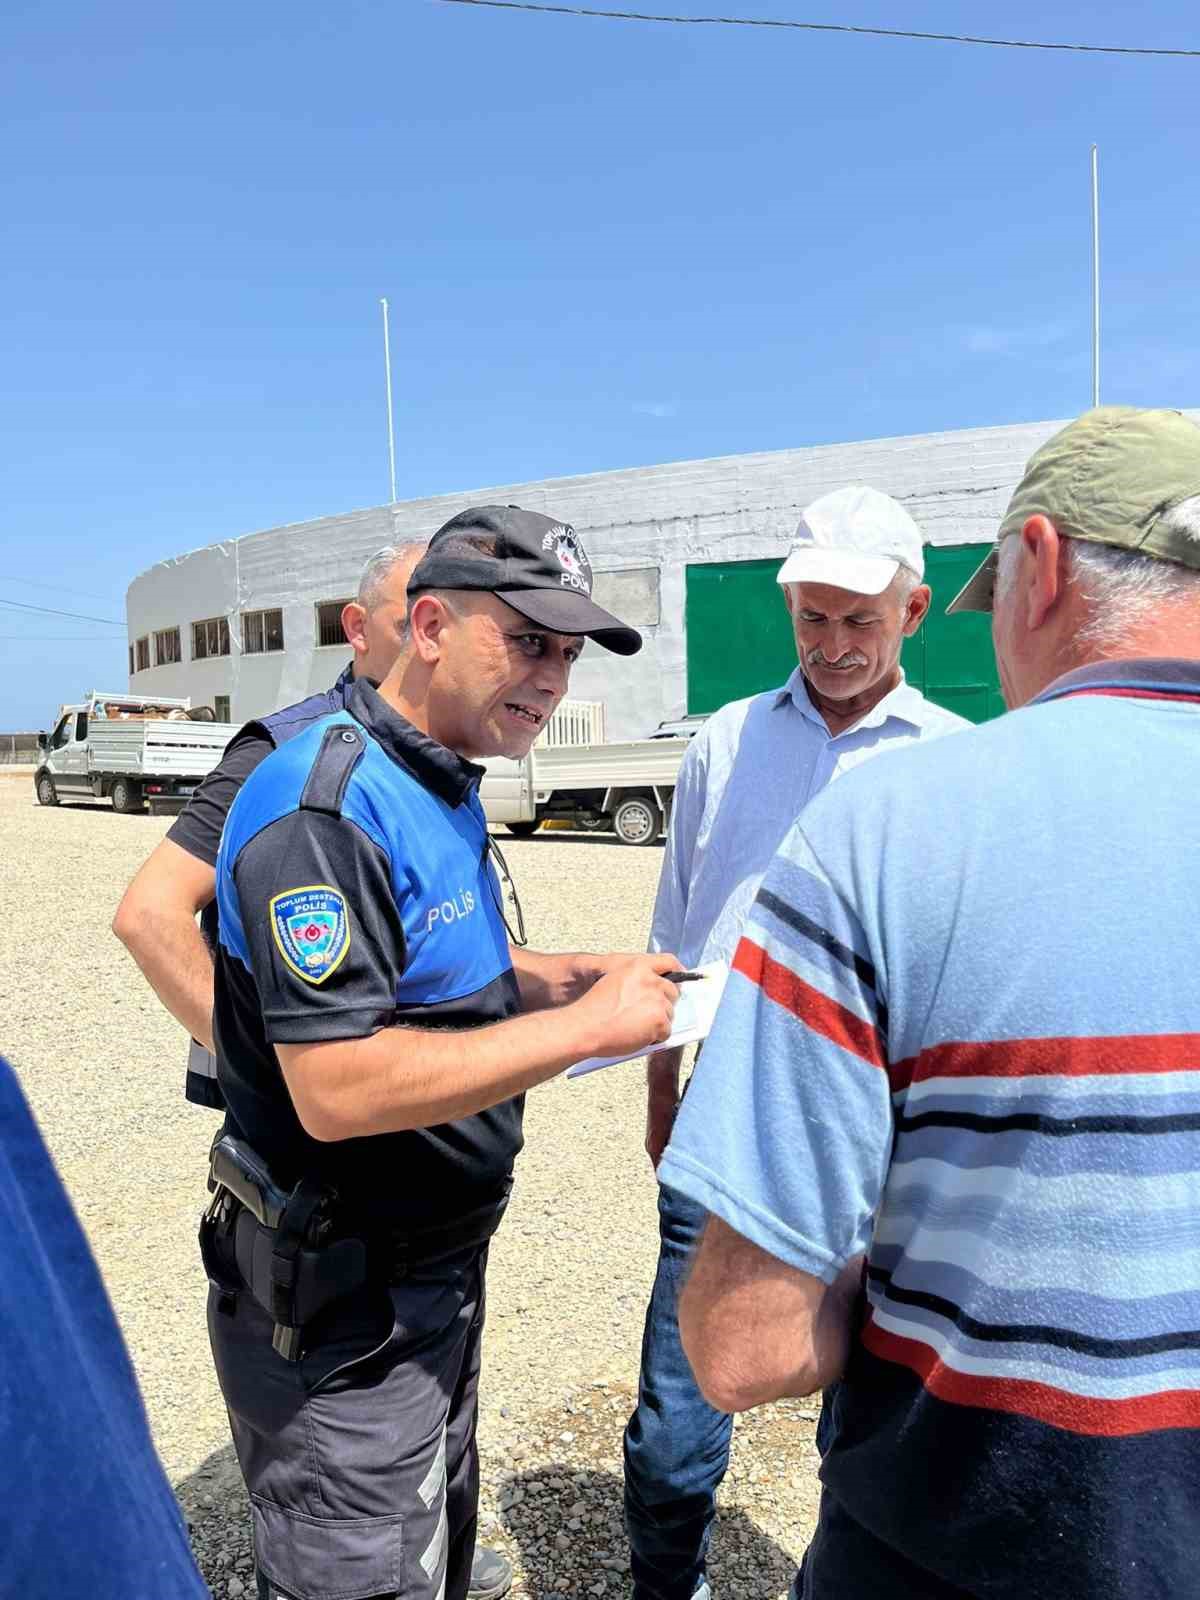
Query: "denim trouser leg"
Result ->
[[623, 1184, 734, 1600]]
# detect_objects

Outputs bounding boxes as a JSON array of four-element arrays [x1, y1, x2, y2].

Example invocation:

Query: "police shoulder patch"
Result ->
[[269, 884, 351, 985]]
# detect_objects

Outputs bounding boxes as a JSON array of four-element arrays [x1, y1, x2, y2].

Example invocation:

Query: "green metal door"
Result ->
[[900, 546, 1006, 723], [685, 545, 1004, 723], [684, 559, 797, 715]]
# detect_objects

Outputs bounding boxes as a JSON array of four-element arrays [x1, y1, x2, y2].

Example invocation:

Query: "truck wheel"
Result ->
[[612, 795, 663, 846], [506, 820, 541, 838], [35, 773, 59, 807], [111, 777, 145, 814]]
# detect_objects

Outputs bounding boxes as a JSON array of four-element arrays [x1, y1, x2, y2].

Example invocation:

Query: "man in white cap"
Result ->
[[622, 485, 969, 1600]]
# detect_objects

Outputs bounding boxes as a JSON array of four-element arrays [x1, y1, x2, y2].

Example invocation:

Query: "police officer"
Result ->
[[204, 506, 682, 1600], [116, 539, 521, 1597], [114, 541, 426, 1108]]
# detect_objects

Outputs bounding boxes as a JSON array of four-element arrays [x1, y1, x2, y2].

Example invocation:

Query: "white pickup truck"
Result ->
[[480, 738, 689, 845], [35, 691, 239, 815], [479, 701, 690, 845]]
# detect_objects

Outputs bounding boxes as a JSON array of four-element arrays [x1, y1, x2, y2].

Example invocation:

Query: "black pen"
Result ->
[[663, 970, 706, 983]]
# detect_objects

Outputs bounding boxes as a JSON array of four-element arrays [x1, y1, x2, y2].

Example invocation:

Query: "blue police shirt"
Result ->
[[213, 679, 522, 1228]]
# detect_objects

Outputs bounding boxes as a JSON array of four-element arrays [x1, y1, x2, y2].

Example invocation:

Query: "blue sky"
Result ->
[[3, 0, 1198, 728]]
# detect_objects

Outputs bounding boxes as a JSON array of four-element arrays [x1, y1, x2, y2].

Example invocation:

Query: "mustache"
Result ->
[[807, 647, 869, 669]]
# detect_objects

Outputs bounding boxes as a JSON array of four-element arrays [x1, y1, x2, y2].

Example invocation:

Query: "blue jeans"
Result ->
[[623, 1184, 734, 1600]]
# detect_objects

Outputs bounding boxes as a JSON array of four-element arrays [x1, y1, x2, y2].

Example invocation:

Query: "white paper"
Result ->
[[566, 960, 729, 1079]]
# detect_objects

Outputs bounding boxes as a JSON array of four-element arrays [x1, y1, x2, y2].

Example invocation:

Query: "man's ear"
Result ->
[[1022, 515, 1065, 631], [902, 584, 932, 637], [407, 594, 452, 665], [782, 583, 795, 616], [341, 602, 368, 657]]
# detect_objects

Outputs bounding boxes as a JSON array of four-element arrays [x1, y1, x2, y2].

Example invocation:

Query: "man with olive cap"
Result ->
[[623, 485, 968, 1600], [202, 507, 683, 1600], [666, 406, 1200, 1599]]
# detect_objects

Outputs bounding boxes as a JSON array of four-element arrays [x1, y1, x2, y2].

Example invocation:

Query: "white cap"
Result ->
[[776, 485, 926, 594]]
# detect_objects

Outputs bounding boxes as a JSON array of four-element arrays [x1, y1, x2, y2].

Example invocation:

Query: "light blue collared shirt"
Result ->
[[649, 667, 969, 969]]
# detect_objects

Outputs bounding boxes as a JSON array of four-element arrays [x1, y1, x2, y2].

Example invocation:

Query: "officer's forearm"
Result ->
[[112, 841, 218, 1051], [277, 1006, 604, 1140]]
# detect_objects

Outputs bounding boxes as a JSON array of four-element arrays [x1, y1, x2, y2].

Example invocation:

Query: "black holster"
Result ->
[[200, 1132, 368, 1362]]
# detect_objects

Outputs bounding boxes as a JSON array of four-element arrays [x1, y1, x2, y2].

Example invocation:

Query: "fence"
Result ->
[[0, 733, 40, 765], [535, 700, 606, 748]]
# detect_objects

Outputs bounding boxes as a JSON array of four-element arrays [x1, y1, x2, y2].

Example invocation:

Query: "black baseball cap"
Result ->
[[407, 505, 642, 656]]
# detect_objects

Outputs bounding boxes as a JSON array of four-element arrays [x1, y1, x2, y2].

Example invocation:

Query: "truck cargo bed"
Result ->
[[86, 720, 238, 778], [528, 737, 688, 796]]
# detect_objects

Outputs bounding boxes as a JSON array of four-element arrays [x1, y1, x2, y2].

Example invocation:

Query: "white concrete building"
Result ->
[[124, 417, 1082, 738]]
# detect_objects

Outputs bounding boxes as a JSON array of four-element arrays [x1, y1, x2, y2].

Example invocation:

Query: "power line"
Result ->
[[0, 596, 125, 626], [435, 0, 1200, 57], [0, 635, 129, 642], [0, 573, 123, 604]]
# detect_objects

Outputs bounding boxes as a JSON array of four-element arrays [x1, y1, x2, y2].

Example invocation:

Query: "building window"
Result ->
[[154, 627, 182, 666], [315, 599, 352, 648], [214, 695, 231, 723], [128, 644, 134, 676], [135, 636, 150, 672], [192, 616, 231, 660], [242, 608, 285, 655]]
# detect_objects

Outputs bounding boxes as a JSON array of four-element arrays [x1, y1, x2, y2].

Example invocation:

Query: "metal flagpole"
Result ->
[[1091, 145, 1100, 409], [380, 297, 398, 503]]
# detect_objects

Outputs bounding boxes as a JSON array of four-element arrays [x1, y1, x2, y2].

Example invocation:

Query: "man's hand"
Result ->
[[572, 952, 681, 1062], [508, 947, 639, 1011], [646, 1046, 684, 1168], [562, 950, 641, 1001]]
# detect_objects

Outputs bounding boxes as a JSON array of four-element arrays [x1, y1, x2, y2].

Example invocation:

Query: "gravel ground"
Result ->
[[1, 768, 820, 1597]]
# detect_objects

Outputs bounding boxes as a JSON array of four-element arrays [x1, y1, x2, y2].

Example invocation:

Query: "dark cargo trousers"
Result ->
[[207, 1238, 488, 1600]]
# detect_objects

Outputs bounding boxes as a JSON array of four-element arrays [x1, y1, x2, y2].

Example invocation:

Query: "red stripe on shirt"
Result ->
[[862, 1313, 1200, 1438], [888, 1033, 1200, 1094], [732, 937, 884, 1069]]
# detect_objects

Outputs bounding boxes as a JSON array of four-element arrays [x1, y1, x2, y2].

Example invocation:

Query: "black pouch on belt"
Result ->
[[231, 1183, 368, 1360]]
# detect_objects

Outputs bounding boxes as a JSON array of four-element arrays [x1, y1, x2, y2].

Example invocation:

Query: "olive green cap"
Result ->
[[947, 406, 1200, 613]]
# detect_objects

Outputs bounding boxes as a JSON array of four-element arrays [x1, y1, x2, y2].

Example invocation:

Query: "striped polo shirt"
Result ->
[[661, 657, 1200, 1599]]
